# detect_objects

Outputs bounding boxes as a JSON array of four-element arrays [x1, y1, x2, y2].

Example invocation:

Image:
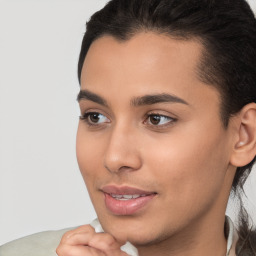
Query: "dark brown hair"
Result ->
[[78, 0, 256, 254]]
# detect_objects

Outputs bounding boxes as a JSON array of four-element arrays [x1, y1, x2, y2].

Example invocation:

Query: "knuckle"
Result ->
[[103, 234, 116, 246], [60, 231, 73, 243], [80, 224, 95, 232], [55, 245, 74, 256], [55, 245, 64, 256]]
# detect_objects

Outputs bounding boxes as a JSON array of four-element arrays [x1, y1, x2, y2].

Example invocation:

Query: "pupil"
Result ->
[[90, 113, 100, 123], [150, 115, 160, 125]]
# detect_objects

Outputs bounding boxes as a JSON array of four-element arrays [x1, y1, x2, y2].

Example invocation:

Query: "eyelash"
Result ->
[[79, 111, 177, 129], [144, 113, 177, 128], [79, 112, 110, 127]]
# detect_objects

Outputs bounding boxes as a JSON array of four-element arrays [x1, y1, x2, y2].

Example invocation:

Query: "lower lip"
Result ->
[[104, 193, 156, 215]]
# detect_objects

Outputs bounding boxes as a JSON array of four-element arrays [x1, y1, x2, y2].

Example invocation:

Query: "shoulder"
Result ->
[[0, 227, 75, 256]]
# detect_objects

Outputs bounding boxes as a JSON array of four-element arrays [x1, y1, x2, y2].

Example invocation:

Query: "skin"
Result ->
[[57, 32, 256, 256]]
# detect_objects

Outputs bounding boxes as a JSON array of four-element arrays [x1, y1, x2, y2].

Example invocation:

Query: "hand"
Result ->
[[56, 224, 129, 256]]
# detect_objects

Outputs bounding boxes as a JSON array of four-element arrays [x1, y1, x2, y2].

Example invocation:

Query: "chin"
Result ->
[[98, 214, 168, 246], [115, 228, 171, 247], [111, 228, 159, 245]]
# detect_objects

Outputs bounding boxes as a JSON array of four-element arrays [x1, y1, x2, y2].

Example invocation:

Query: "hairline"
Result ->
[[80, 29, 230, 128]]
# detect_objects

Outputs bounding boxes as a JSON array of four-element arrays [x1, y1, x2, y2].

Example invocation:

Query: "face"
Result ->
[[77, 32, 234, 246]]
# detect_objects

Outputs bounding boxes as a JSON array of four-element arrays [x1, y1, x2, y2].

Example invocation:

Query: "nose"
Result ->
[[104, 125, 142, 173]]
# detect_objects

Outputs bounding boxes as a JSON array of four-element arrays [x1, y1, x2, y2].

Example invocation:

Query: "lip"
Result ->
[[101, 185, 155, 195], [101, 185, 157, 215]]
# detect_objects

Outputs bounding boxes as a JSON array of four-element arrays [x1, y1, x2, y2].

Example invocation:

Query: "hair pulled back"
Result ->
[[78, 0, 256, 254]]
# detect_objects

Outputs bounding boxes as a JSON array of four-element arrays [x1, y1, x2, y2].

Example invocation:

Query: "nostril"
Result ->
[[104, 164, 136, 173], [103, 139, 142, 173]]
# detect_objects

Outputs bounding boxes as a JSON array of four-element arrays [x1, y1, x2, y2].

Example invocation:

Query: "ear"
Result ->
[[230, 103, 256, 167]]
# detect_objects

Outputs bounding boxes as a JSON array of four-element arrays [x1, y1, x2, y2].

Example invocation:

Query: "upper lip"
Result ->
[[101, 185, 156, 195]]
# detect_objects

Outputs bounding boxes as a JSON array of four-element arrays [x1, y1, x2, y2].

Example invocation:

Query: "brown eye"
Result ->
[[146, 114, 176, 126], [89, 113, 101, 123], [149, 115, 162, 125], [80, 112, 110, 125]]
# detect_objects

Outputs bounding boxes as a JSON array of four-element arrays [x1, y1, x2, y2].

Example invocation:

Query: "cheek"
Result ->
[[76, 124, 105, 184], [143, 125, 229, 211]]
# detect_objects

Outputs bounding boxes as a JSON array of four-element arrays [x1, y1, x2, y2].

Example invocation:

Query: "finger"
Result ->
[[61, 231, 94, 246], [62, 230, 123, 250], [69, 224, 95, 234], [60, 225, 96, 245], [88, 233, 129, 256], [56, 244, 106, 256], [64, 225, 95, 239], [58, 225, 128, 256], [88, 232, 124, 251]]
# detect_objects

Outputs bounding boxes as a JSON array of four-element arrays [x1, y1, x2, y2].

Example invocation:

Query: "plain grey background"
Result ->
[[0, 0, 256, 246]]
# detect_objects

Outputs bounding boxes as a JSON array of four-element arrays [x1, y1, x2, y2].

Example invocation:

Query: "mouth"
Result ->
[[109, 194, 148, 200], [101, 185, 157, 215]]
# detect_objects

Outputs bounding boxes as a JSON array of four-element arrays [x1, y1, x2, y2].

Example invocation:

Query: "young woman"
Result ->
[[56, 0, 256, 255]]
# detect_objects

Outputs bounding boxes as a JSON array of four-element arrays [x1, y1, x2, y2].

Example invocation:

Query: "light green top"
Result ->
[[0, 227, 73, 256]]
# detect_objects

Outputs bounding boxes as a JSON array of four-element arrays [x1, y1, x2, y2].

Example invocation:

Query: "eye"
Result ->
[[80, 112, 110, 125], [145, 114, 176, 126]]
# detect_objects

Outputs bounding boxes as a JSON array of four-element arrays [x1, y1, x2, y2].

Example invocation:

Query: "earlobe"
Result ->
[[230, 103, 256, 167]]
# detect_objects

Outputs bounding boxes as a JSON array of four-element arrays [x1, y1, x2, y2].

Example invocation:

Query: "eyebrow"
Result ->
[[131, 93, 188, 106], [77, 89, 108, 107], [77, 89, 188, 107]]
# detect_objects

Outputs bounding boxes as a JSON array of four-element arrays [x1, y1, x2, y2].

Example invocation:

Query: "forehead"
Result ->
[[80, 32, 220, 111], [81, 32, 203, 86]]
